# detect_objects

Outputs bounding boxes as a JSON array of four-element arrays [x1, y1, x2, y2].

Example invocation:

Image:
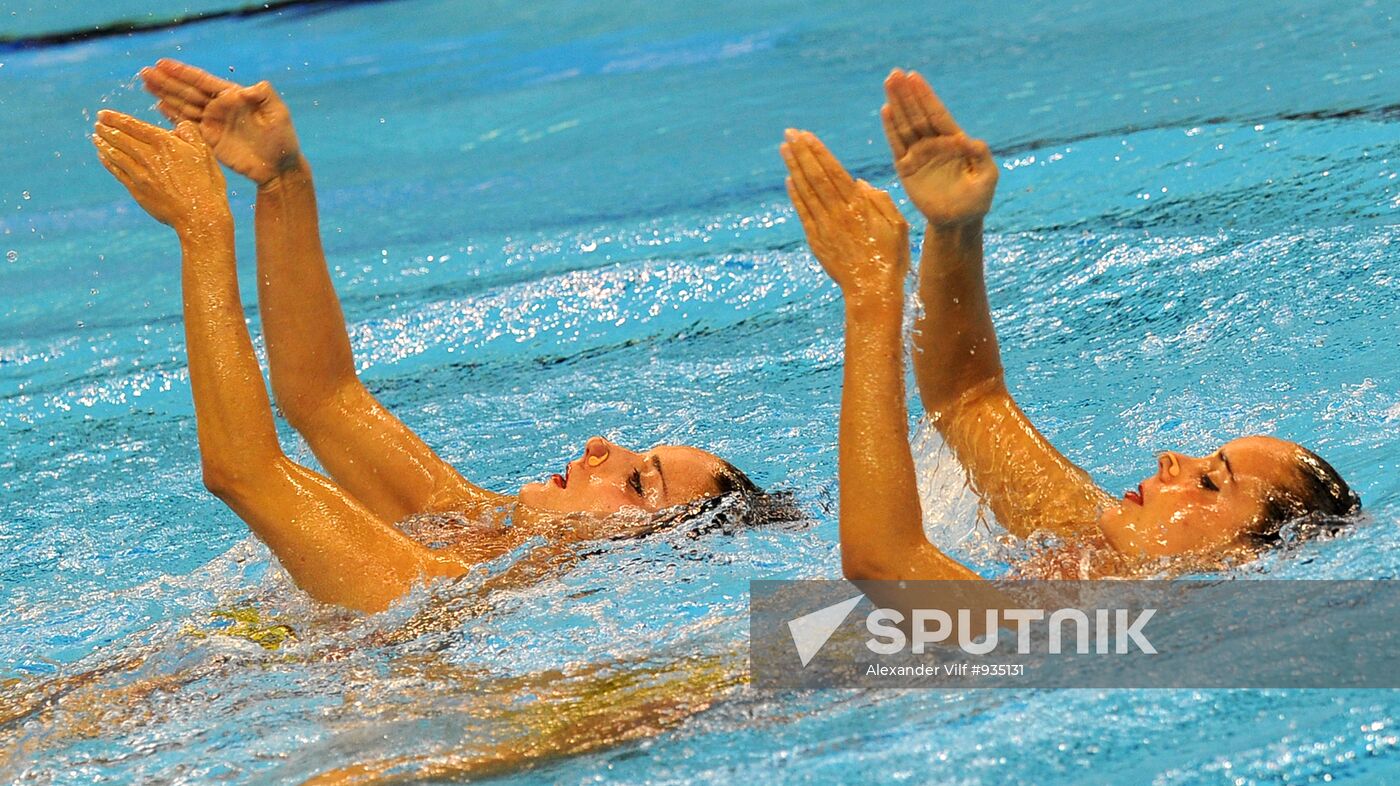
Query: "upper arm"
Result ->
[[934, 380, 1111, 540], [215, 456, 470, 612], [293, 380, 510, 522], [843, 542, 983, 582]]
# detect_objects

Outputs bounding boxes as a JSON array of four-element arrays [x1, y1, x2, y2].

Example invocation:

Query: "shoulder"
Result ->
[[1014, 533, 1129, 579]]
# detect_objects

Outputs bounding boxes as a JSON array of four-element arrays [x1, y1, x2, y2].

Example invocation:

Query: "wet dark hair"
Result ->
[[649, 459, 803, 535], [715, 459, 805, 523], [714, 459, 763, 498], [1249, 446, 1361, 546]]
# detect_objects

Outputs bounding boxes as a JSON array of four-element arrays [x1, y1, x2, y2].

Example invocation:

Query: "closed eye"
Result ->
[[1199, 473, 1220, 492], [628, 469, 644, 496]]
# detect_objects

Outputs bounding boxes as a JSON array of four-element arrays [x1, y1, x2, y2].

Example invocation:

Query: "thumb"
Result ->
[[250, 81, 275, 103]]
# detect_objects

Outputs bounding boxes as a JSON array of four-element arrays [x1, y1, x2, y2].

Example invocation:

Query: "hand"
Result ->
[[141, 59, 302, 185], [780, 129, 909, 310], [881, 69, 998, 228], [92, 111, 231, 232]]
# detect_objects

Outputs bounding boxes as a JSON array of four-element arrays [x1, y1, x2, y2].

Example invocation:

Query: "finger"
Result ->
[[175, 120, 203, 146], [174, 120, 216, 169], [778, 139, 803, 187], [799, 132, 856, 202], [153, 99, 181, 124], [880, 104, 907, 159], [779, 142, 814, 212], [156, 97, 201, 123], [906, 70, 963, 136], [785, 176, 818, 237], [92, 135, 140, 182], [141, 66, 213, 107], [883, 75, 921, 151], [782, 144, 826, 221], [862, 181, 905, 228], [203, 94, 231, 125], [249, 80, 276, 105], [787, 133, 841, 212], [96, 151, 140, 193], [155, 58, 238, 96], [966, 137, 993, 161], [96, 110, 166, 147], [891, 74, 936, 140], [94, 121, 154, 161]]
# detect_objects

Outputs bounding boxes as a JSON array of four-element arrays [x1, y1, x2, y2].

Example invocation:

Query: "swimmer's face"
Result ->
[[517, 436, 729, 515], [1097, 435, 1303, 557]]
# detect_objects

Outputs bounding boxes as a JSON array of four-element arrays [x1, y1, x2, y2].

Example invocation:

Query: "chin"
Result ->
[[517, 481, 550, 508]]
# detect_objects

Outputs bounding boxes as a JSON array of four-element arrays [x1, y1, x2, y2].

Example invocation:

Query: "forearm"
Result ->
[[911, 220, 1005, 415], [179, 224, 462, 608], [839, 302, 979, 581], [912, 221, 1110, 538], [178, 219, 283, 468], [254, 158, 358, 413], [253, 159, 498, 518]]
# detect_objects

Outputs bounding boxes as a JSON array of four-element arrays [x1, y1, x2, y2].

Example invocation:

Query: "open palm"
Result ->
[[780, 130, 909, 309], [881, 69, 998, 227], [141, 59, 301, 185], [92, 112, 229, 230]]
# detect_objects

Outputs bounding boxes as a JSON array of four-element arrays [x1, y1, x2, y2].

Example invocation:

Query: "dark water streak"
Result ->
[[0, 0, 400, 50]]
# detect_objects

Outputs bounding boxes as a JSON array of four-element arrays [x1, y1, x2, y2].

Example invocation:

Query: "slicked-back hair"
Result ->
[[1251, 445, 1360, 545]]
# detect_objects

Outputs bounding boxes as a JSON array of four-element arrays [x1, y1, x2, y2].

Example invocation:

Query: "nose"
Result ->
[[1157, 450, 1209, 484], [585, 436, 612, 467], [1157, 451, 1182, 482]]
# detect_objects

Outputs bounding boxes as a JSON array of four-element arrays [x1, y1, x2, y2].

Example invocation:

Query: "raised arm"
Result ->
[[881, 70, 1112, 539], [92, 112, 467, 612], [780, 130, 979, 581], [141, 60, 504, 521]]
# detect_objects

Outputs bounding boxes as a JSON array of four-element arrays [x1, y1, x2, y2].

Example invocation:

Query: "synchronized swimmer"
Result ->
[[90, 61, 1359, 611], [780, 69, 1359, 581], [93, 60, 763, 612]]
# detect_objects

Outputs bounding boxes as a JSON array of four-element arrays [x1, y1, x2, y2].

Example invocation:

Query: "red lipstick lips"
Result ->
[[1124, 484, 1143, 506], [550, 459, 577, 490]]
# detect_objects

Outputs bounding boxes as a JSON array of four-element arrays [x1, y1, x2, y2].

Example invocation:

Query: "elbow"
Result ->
[[842, 541, 974, 582], [275, 378, 358, 431], [924, 374, 1007, 424], [841, 547, 898, 582], [201, 459, 243, 502], [201, 454, 281, 504]]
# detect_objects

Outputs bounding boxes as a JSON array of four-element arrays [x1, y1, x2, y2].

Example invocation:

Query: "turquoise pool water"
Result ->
[[2, 0, 1398, 782]]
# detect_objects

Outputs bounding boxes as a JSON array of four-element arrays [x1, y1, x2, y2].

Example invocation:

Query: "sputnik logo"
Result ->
[[786, 595, 864, 667]]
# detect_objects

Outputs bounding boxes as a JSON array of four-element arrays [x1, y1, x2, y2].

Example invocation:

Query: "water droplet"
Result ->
[[21, 191, 30, 200], [5, 250, 16, 262]]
